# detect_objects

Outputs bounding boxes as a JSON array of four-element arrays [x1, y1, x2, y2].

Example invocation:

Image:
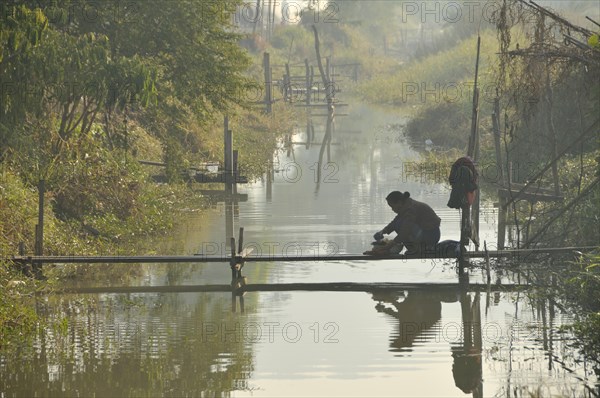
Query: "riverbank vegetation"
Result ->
[[0, 1, 300, 343], [563, 252, 600, 376]]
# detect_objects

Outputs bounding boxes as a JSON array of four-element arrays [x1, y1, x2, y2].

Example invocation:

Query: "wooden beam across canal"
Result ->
[[10, 246, 595, 265]]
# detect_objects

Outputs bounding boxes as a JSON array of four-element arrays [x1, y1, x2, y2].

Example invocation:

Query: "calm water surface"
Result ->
[[1, 103, 597, 397]]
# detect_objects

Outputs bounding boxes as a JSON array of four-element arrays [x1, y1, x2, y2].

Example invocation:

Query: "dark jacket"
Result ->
[[382, 198, 441, 239]]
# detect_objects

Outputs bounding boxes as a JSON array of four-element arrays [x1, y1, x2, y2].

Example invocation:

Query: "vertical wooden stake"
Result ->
[[305, 58, 311, 106], [226, 201, 234, 252], [233, 149, 239, 195], [263, 52, 272, 113], [497, 196, 507, 250], [266, 158, 273, 202], [284, 63, 291, 103], [36, 179, 45, 257], [224, 117, 233, 193], [238, 227, 244, 256], [239, 295, 245, 314], [484, 241, 491, 285], [492, 97, 505, 186], [230, 237, 237, 282]]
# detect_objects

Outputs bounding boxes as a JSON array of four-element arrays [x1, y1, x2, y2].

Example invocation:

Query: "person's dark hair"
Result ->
[[386, 191, 410, 203]]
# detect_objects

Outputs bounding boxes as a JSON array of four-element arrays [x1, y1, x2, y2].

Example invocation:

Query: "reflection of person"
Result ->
[[372, 289, 483, 397], [372, 290, 454, 351], [371, 191, 441, 255]]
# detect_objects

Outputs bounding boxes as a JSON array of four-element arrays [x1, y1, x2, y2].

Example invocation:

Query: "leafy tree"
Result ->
[[0, 4, 48, 152], [2, 1, 255, 175], [1, 2, 155, 164]]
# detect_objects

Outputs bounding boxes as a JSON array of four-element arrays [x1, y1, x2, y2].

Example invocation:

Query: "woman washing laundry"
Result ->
[[366, 191, 441, 256]]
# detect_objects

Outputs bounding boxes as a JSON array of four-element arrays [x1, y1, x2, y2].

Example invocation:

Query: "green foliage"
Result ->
[[233, 102, 299, 180], [1, 0, 254, 169], [270, 25, 315, 59], [405, 100, 474, 150], [0, 5, 49, 147], [0, 264, 38, 348], [0, 168, 38, 256], [562, 253, 600, 369], [51, 146, 143, 221], [589, 33, 600, 49], [525, 152, 600, 247], [565, 254, 600, 312], [163, 137, 186, 184], [359, 30, 498, 105]]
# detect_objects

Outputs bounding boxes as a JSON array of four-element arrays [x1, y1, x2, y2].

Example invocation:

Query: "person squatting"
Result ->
[[368, 191, 441, 256]]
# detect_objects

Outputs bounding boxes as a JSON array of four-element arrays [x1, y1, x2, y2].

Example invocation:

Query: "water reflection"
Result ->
[[0, 293, 255, 397], [452, 291, 483, 398], [372, 289, 484, 397], [372, 290, 443, 352]]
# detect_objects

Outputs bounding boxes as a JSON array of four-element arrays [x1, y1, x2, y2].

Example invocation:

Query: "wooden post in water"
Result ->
[[305, 58, 311, 106], [224, 117, 234, 246], [492, 97, 507, 249], [497, 197, 507, 250], [224, 116, 233, 193], [232, 150, 239, 196], [230, 236, 237, 312], [284, 63, 291, 103], [230, 228, 248, 313], [263, 52, 272, 113], [35, 179, 45, 257], [230, 237, 237, 283], [305, 58, 312, 149], [33, 179, 45, 275], [225, 200, 234, 253], [266, 157, 273, 202], [462, 36, 482, 258]]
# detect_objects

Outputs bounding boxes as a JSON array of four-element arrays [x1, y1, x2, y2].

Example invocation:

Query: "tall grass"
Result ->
[[358, 30, 499, 106]]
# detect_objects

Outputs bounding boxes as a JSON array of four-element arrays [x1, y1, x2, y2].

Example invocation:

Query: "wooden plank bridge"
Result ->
[[10, 246, 595, 265]]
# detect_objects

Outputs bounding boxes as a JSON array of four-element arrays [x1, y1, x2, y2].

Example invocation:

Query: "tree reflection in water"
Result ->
[[0, 293, 254, 397]]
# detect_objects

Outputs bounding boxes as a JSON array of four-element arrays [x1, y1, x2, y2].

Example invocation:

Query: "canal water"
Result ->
[[0, 103, 597, 397]]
